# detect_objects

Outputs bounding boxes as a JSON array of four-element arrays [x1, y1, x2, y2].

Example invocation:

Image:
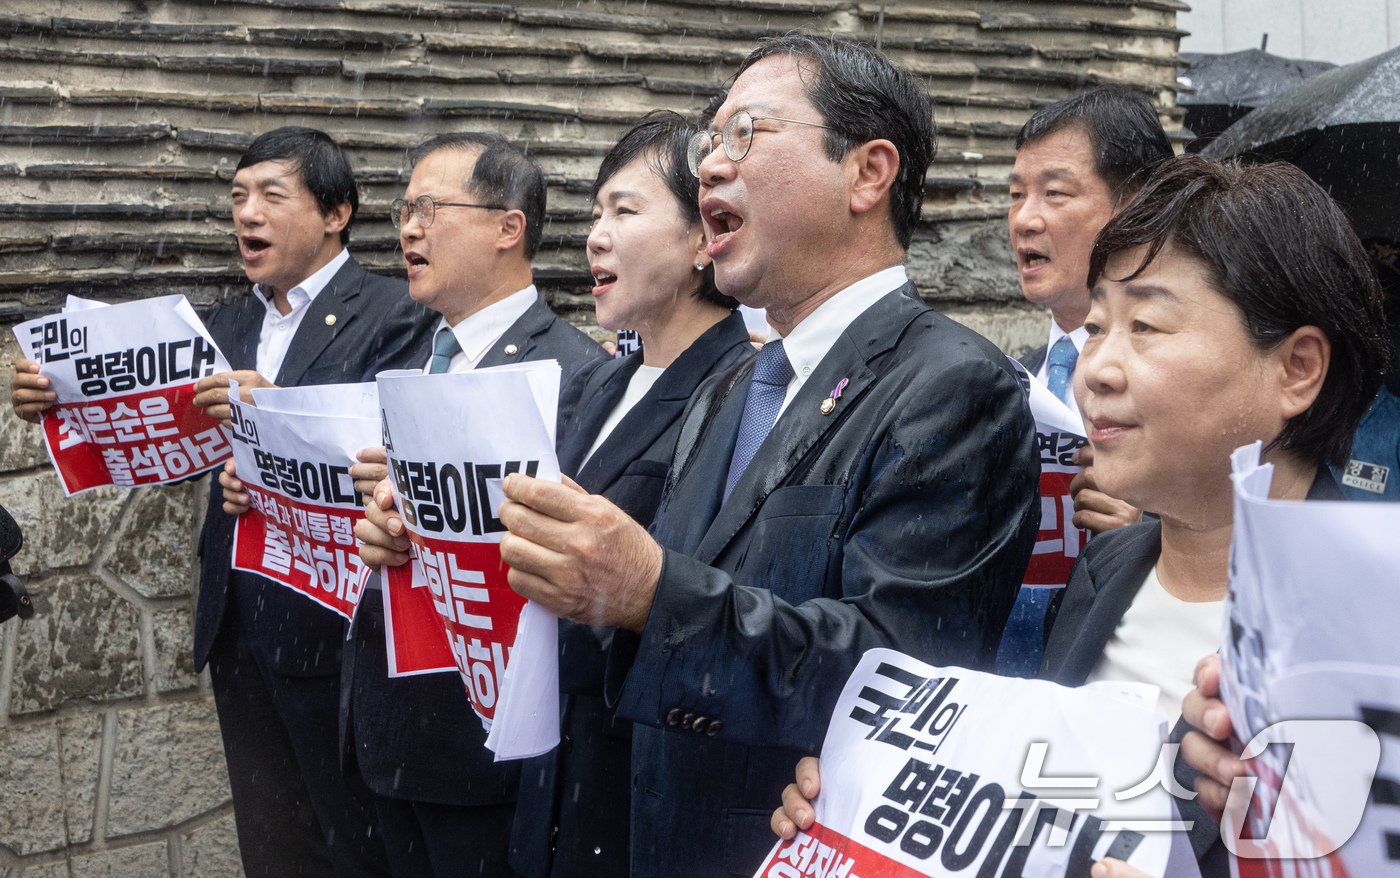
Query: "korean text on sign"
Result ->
[[227, 383, 381, 621], [13, 295, 231, 495]]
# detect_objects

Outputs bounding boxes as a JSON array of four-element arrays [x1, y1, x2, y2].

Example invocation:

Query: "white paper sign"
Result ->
[[376, 361, 562, 760], [752, 649, 1200, 878], [1220, 442, 1399, 876]]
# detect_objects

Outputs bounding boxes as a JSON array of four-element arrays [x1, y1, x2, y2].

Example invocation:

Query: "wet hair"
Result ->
[[1088, 156, 1390, 467], [592, 111, 737, 310], [236, 126, 358, 245], [1016, 87, 1173, 200], [735, 32, 936, 250], [407, 132, 547, 259]]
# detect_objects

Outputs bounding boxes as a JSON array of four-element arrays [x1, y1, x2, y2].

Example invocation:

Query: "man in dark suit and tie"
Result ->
[[403, 34, 1042, 876], [149, 127, 430, 876], [334, 133, 605, 877]]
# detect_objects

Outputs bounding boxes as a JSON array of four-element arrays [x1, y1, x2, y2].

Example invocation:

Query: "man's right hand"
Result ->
[[219, 459, 251, 516], [350, 446, 389, 503], [11, 358, 57, 424], [355, 479, 411, 568], [1070, 445, 1142, 535]]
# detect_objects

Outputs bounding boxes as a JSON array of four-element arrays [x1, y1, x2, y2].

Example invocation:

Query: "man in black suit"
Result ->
[[458, 34, 1042, 876], [12, 126, 431, 876], [336, 133, 605, 878]]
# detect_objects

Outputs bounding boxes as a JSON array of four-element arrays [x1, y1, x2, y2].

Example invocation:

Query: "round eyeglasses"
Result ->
[[686, 110, 836, 177], [391, 194, 507, 229]]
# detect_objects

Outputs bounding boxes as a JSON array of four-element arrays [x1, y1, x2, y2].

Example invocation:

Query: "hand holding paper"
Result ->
[[350, 445, 390, 500], [498, 473, 663, 633], [10, 358, 56, 423], [1179, 653, 1242, 824], [194, 370, 276, 425], [220, 459, 251, 516], [355, 481, 411, 567]]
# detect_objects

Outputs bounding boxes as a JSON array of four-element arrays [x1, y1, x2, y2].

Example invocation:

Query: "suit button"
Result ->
[[681, 712, 696, 728], [665, 708, 683, 726], [690, 715, 708, 732], [705, 719, 723, 736]]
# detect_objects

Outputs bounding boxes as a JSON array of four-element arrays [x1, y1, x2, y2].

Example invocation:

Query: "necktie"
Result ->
[[1045, 335, 1078, 404], [723, 340, 794, 501], [428, 327, 462, 374]]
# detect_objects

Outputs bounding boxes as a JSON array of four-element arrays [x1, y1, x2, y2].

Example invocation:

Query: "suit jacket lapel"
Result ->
[[227, 297, 264, 372], [477, 293, 554, 369], [577, 313, 751, 493], [1056, 522, 1162, 683], [692, 288, 922, 564], [275, 258, 365, 386], [560, 357, 640, 476]]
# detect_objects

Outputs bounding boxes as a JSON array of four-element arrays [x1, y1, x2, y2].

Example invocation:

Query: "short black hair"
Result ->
[[236, 126, 358, 246], [1016, 87, 1174, 200], [1089, 156, 1390, 468], [407, 133, 547, 259], [734, 32, 936, 250], [593, 111, 738, 310]]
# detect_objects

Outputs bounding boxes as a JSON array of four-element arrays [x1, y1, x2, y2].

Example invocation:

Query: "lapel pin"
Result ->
[[820, 377, 850, 416], [504, 343, 519, 356], [324, 314, 337, 326]]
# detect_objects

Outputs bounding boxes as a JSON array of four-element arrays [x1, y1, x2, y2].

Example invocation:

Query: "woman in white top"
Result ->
[[508, 110, 755, 878]]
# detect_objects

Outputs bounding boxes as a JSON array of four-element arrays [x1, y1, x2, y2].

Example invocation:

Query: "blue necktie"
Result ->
[[1045, 335, 1078, 404], [428, 327, 462, 374], [724, 340, 794, 501]]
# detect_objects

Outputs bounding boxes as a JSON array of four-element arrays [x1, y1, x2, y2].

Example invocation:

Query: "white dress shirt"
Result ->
[[766, 265, 909, 417], [428, 286, 538, 374], [1034, 319, 1089, 422], [254, 248, 350, 379]]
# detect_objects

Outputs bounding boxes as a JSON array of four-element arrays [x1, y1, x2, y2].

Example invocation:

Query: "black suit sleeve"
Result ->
[[612, 357, 1039, 752], [356, 288, 435, 381]]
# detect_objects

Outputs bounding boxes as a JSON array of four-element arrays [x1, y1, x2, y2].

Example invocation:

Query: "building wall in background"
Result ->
[[0, 3, 1183, 874], [1179, 0, 1400, 64]]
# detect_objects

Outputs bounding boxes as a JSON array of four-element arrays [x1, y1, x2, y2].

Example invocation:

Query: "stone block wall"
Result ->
[[0, 1, 1184, 872]]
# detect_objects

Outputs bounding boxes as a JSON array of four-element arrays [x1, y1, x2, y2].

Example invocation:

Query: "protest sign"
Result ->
[[753, 649, 1200, 878], [997, 360, 1092, 674], [13, 295, 231, 495], [226, 382, 380, 620], [377, 362, 562, 759], [1219, 443, 1399, 876]]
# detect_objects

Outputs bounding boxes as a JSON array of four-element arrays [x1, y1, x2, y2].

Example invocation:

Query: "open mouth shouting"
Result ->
[[1017, 247, 1050, 275], [591, 266, 618, 296], [702, 199, 745, 258], [239, 235, 272, 263], [404, 250, 429, 280]]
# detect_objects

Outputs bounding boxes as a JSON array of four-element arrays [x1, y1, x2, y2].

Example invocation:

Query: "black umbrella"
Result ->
[[1203, 45, 1400, 241], [1178, 49, 1336, 144]]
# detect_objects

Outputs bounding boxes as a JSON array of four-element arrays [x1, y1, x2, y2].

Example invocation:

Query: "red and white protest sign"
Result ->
[[1219, 443, 1399, 877], [753, 649, 1200, 878], [1013, 361, 1090, 588], [13, 295, 232, 496], [226, 382, 380, 621], [377, 362, 562, 759]]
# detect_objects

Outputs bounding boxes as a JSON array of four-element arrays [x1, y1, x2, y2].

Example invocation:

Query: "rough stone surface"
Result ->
[[0, 721, 71, 855], [151, 606, 199, 694], [17, 862, 69, 878], [3, 472, 128, 579], [943, 305, 1048, 360], [106, 482, 203, 599], [57, 715, 103, 849], [65, 841, 171, 876], [0, 715, 101, 856], [106, 700, 231, 837], [9, 574, 143, 715], [908, 218, 1022, 306], [179, 811, 243, 878], [0, 337, 50, 471]]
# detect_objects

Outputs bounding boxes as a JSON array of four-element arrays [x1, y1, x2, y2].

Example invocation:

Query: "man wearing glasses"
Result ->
[[361, 34, 1041, 875], [338, 132, 604, 877]]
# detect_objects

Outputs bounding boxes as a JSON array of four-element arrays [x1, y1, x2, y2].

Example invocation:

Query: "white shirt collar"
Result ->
[[254, 248, 349, 314], [767, 265, 908, 384], [1045, 319, 1089, 356], [438, 285, 538, 368]]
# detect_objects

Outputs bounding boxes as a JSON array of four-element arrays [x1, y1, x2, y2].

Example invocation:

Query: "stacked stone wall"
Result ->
[[0, 2, 1183, 872]]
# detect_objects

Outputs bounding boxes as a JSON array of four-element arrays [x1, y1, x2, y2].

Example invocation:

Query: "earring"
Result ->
[[695, 262, 706, 271]]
